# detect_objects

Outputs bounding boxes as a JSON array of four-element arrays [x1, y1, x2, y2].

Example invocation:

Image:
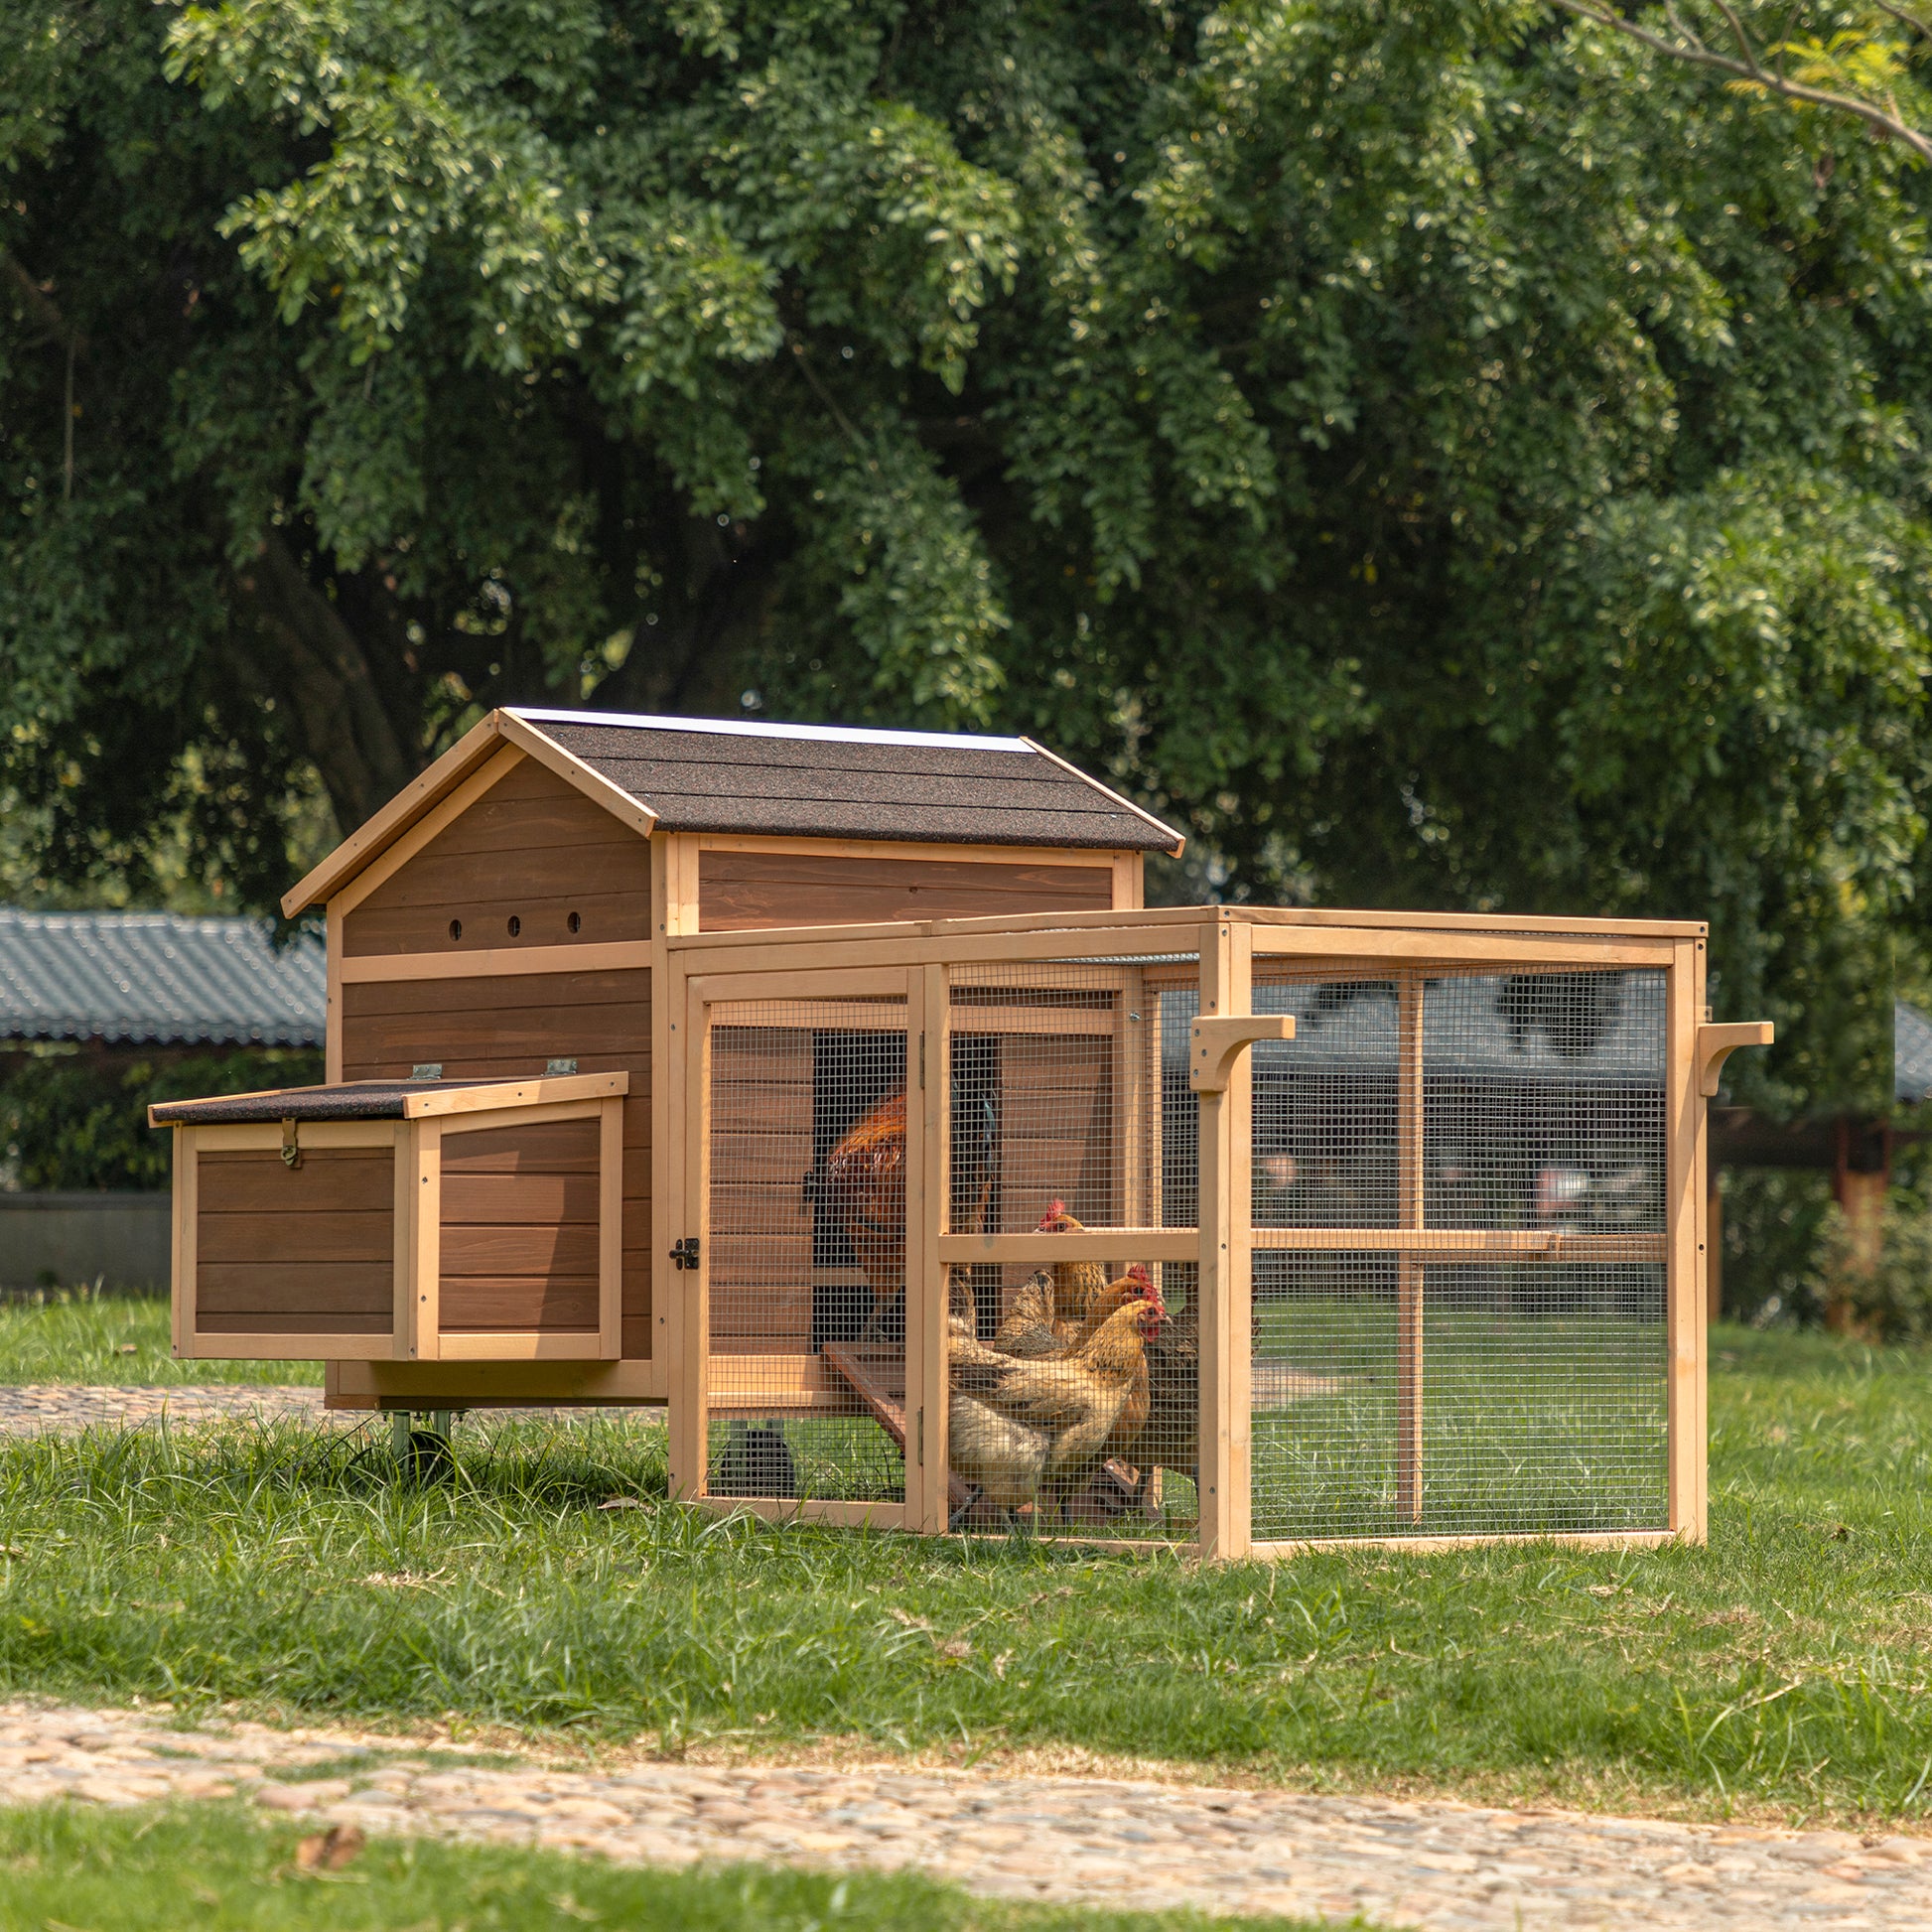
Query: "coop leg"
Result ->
[[390, 1411, 412, 1463], [431, 1410, 455, 1443]]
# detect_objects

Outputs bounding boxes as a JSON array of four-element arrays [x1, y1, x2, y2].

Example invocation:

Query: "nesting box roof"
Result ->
[[284, 708, 1183, 915]]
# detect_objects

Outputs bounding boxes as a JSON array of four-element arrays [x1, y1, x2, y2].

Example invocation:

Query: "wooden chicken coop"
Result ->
[[151, 708, 1767, 1558]]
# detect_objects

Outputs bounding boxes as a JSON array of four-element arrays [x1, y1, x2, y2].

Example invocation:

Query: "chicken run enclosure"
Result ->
[[148, 710, 1768, 1560], [669, 907, 1762, 1557]]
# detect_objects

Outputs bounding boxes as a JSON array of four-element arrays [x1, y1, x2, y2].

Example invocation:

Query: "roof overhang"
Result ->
[[280, 710, 658, 918]]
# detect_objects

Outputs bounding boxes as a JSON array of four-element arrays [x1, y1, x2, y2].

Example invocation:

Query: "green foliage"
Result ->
[[6, 1, 1932, 1105], [0, 1047, 321, 1191], [1719, 1168, 1834, 1324], [0, 1329, 1929, 1821], [1809, 1194, 1932, 1341], [0, 1803, 1331, 1932]]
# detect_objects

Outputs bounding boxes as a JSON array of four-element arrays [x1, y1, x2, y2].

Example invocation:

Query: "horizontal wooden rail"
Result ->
[[1250, 1528, 1676, 1559], [1249, 1227, 1666, 1263], [936, 1229, 1200, 1265]]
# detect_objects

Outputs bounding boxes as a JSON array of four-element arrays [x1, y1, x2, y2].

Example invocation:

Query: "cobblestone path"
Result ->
[[0, 1383, 326, 1433], [0, 1703, 1925, 1928]]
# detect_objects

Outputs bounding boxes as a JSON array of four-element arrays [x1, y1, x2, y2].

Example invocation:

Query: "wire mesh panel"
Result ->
[[1247, 964, 1671, 1542], [1422, 972, 1668, 1233], [943, 959, 1197, 1539], [706, 996, 908, 1505]]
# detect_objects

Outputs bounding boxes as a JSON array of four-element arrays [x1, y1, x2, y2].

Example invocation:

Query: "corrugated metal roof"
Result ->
[[0, 909, 325, 1048], [513, 709, 1185, 853], [1897, 1001, 1932, 1105]]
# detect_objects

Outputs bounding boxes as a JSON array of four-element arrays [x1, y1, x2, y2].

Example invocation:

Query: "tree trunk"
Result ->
[[228, 529, 417, 831]]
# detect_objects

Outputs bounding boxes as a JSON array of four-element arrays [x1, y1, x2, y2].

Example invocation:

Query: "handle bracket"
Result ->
[[1189, 1015, 1298, 1093], [1697, 1021, 1774, 1097]]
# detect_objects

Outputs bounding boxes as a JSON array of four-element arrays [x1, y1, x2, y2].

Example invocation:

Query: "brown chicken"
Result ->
[[1035, 1199, 1110, 1326], [809, 1088, 906, 1341], [948, 1391, 1051, 1519], [954, 1294, 1168, 1517], [992, 1264, 1150, 1359], [1130, 1289, 1199, 1513]]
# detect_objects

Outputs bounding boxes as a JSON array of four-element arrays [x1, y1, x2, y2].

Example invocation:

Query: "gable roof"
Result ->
[[0, 909, 325, 1049], [284, 708, 1183, 915]]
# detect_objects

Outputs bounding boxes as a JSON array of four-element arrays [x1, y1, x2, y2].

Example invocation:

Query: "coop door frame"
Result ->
[[670, 963, 949, 1529]]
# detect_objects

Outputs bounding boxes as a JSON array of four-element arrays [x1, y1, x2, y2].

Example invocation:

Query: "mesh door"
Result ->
[[1248, 965, 1670, 1541], [945, 959, 1197, 1538], [706, 997, 908, 1505]]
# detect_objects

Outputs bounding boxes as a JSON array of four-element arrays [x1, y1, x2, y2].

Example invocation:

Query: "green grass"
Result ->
[[0, 1322, 1930, 1825], [0, 1804, 1349, 1931], [0, 1288, 321, 1385]]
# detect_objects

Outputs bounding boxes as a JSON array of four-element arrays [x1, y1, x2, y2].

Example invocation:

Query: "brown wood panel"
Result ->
[[198, 1149, 393, 1215], [197, 1261, 392, 1317], [199, 1211, 393, 1267], [345, 759, 649, 957], [698, 851, 1114, 931], [440, 1174, 600, 1221], [440, 1277, 600, 1332], [347, 969, 650, 1019], [439, 1222, 600, 1278], [443, 1118, 597, 1173], [200, 1309, 392, 1335], [195, 1149, 395, 1336], [342, 967, 652, 1350]]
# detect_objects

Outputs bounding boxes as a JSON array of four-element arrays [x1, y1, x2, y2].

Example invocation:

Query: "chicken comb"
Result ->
[[1037, 1197, 1068, 1227]]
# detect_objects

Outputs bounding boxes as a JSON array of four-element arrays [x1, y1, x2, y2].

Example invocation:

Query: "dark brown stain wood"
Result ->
[[345, 758, 649, 957], [698, 851, 1114, 931], [196, 1150, 394, 1333], [342, 968, 651, 1353], [440, 1118, 602, 1334]]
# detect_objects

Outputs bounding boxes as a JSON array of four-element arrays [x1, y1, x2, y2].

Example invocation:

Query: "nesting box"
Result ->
[[153, 709, 1767, 1557]]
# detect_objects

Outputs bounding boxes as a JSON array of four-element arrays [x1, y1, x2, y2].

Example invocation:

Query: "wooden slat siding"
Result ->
[[341, 967, 653, 1355], [698, 851, 1114, 932], [345, 758, 650, 958], [440, 1174, 599, 1222], [440, 1119, 600, 1333], [998, 1035, 1114, 1230], [195, 1150, 394, 1334]]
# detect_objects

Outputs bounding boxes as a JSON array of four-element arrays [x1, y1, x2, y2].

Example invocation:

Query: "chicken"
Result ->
[[954, 1294, 1168, 1516], [806, 1088, 906, 1342], [948, 1391, 1051, 1520], [990, 1268, 1057, 1358], [1130, 1287, 1199, 1513], [1035, 1198, 1111, 1327]]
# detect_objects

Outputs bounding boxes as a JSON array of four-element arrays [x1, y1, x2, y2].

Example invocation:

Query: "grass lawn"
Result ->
[[0, 1316, 1928, 1827], [0, 1803, 1342, 1931], [0, 1288, 321, 1386]]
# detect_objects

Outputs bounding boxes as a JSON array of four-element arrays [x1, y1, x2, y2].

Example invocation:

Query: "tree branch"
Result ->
[[1551, 0, 1932, 165]]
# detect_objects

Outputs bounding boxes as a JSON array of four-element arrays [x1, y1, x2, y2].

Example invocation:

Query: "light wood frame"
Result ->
[[171, 1080, 626, 1365], [657, 904, 1753, 1558]]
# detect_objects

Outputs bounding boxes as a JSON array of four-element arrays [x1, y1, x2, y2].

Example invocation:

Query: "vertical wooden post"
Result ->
[[403, 1119, 443, 1362], [1666, 937, 1708, 1543], [170, 1127, 197, 1358], [598, 1094, 624, 1360], [909, 964, 949, 1533], [1196, 918, 1253, 1562], [1395, 970, 1425, 1523], [651, 833, 702, 1374], [666, 975, 711, 1502], [324, 904, 344, 1084]]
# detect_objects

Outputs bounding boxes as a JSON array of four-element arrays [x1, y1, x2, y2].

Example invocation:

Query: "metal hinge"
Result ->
[[918, 1032, 925, 1090], [280, 1117, 302, 1170], [669, 1237, 701, 1272]]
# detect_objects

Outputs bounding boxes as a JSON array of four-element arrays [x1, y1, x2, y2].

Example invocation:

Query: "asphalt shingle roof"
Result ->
[[0, 909, 325, 1049], [512, 710, 1185, 853]]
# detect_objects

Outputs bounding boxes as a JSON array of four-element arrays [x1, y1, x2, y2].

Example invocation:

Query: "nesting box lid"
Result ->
[[283, 709, 1183, 916]]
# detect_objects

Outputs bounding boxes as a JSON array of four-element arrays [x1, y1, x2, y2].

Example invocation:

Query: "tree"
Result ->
[[4, 0, 1931, 1108]]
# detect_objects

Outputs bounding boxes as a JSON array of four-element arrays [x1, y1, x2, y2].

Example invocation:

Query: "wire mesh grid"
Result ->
[[1423, 972, 1668, 1232], [1250, 1255, 1667, 1539], [943, 959, 1198, 1538], [1246, 965, 1670, 1541], [705, 997, 908, 1505]]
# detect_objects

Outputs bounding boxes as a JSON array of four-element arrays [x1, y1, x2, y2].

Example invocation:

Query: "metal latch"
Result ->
[[544, 1057, 579, 1076], [669, 1237, 701, 1272], [280, 1118, 302, 1170]]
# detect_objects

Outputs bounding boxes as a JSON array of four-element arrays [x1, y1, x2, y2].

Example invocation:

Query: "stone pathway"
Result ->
[[0, 1383, 326, 1434], [0, 1702, 1925, 1928]]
